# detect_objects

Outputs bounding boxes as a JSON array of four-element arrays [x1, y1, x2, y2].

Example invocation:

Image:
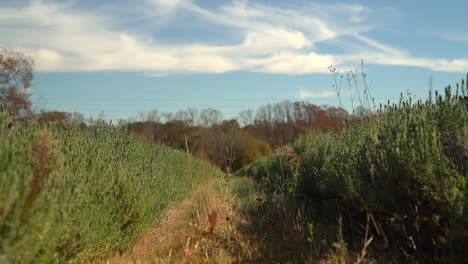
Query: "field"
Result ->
[[1, 80, 467, 263], [1, 1, 467, 262]]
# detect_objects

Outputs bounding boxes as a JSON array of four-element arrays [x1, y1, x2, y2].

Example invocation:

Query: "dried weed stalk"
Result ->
[[20, 129, 63, 224]]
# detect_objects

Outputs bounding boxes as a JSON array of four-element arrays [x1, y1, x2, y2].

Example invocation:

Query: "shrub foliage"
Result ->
[[0, 114, 222, 263], [237, 79, 468, 262]]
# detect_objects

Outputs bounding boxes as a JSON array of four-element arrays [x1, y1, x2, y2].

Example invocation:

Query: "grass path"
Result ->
[[92, 177, 251, 264], [93, 177, 376, 264]]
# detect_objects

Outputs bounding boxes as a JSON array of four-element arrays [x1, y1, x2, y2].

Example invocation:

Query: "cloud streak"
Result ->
[[0, 0, 466, 74]]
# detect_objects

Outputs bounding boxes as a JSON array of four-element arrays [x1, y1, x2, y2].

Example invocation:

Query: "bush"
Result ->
[[236, 147, 299, 195], [236, 81, 468, 262], [0, 112, 223, 263], [231, 132, 272, 172]]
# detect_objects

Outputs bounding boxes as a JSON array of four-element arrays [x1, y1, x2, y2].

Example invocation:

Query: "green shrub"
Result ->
[[231, 132, 272, 172], [236, 149, 299, 195], [0, 113, 223, 263], [237, 80, 468, 262]]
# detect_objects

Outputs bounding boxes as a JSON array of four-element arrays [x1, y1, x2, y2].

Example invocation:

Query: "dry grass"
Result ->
[[20, 129, 63, 225], [94, 179, 250, 264]]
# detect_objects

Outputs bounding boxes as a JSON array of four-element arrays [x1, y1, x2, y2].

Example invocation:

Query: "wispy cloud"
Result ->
[[0, 0, 466, 74], [298, 88, 335, 99]]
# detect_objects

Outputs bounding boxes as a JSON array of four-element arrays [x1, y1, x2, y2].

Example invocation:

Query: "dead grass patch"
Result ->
[[93, 178, 250, 264]]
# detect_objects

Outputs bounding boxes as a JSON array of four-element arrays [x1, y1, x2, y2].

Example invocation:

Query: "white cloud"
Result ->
[[0, 0, 466, 74], [298, 88, 335, 99], [249, 52, 334, 74], [340, 52, 468, 73], [241, 28, 312, 53], [353, 35, 401, 55], [32, 49, 63, 71]]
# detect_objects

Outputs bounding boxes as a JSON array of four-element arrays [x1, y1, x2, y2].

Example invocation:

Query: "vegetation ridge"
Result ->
[[0, 113, 223, 263]]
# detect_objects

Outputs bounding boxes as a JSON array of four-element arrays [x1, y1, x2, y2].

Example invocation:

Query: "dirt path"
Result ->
[[93, 178, 251, 264]]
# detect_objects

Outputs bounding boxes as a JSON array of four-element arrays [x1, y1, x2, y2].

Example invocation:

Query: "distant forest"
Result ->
[[5, 82, 364, 171]]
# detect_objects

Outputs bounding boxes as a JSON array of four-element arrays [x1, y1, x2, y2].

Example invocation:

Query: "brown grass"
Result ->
[[20, 129, 63, 225], [93, 179, 250, 264]]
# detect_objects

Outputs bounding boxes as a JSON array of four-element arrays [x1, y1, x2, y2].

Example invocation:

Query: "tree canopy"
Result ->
[[0, 47, 34, 121], [0, 47, 34, 89]]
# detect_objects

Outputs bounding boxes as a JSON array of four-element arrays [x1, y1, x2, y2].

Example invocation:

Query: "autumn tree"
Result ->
[[124, 102, 353, 172], [0, 47, 34, 121], [35, 110, 86, 126], [36, 110, 70, 125]]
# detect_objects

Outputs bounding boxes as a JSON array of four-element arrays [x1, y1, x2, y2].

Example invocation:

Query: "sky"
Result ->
[[1, 0, 467, 121]]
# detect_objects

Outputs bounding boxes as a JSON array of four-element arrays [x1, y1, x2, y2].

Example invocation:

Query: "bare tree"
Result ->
[[138, 109, 160, 122], [186, 107, 198, 127], [173, 110, 190, 122], [88, 111, 106, 126], [238, 109, 254, 127], [162, 112, 174, 123], [355, 105, 371, 118], [147, 109, 160, 123], [281, 100, 294, 123], [69, 112, 85, 124], [273, 103, 286, 123], [138, 111, 146, 122], [255, 104, 272, 123], [199, 108, 223, 127]]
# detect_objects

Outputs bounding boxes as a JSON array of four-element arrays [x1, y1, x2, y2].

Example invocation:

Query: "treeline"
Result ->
[[3, 86, 360, 171], [125, 101, 359, 172], [2, 76, 360, 172]]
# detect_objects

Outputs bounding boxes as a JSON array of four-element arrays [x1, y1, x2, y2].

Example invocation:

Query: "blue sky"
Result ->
[[1, 0, 467, 121]]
